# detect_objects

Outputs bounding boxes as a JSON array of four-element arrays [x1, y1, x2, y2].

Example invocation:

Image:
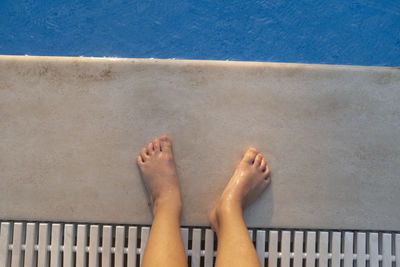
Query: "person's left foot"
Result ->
[[209, 147, 271, 232], [136, 136, 182, 215]]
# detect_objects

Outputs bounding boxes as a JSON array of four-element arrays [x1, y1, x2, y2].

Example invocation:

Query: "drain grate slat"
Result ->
[[76, 225, 88, 267], [293, 231, 304, 267], [319, 232, 329, 267], [115, 226, 125, 267], [369, 232, 379, 266], [25, 223, 37, 267], [88, 225, 99, 267], [357, 232, 367, 267], [51, 223, 62, 267], [1, 221, 400, 266], [256, 230, 266, 266], [126, 226, 137, 267], [280, 231, 290, 267], [204, 229, 214, 267], [191, 228, 201, 267], [38, 223, 50, 267], [102, 225, 112, 267], [396, 235, 400, 267], [343, 232, 353, 267], [11, 222, 23, 267]]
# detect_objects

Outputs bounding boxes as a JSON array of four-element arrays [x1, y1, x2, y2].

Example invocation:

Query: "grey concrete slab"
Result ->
[[0, 55, 399, 230]]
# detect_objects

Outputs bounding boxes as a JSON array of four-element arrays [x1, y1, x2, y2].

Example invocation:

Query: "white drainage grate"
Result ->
[[0, 221, 399, 267]]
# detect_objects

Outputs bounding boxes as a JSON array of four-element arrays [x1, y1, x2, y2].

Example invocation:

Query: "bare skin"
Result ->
[[210, 147, 271, 267], [136, 136, 187, 267], [137, 136, 271, 267]]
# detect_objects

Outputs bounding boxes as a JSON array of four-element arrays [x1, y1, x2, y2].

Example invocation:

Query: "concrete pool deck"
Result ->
[[0, 55, 399, 230]]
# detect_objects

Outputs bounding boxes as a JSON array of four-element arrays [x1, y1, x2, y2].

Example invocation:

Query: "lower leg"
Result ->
[[214, 199, 260, 267], [142, 192, 187, 266], [210, 148, 271, 267]]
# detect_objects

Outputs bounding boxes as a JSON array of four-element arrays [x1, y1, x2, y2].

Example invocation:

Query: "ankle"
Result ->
[[217, 197, 242, 216], [212, 197, 243, 231], [152, 191, 182, 216], [219, 190, 244, 210]]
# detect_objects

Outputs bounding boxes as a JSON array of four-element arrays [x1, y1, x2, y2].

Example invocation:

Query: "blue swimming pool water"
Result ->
[[0, 0, 399, 66]]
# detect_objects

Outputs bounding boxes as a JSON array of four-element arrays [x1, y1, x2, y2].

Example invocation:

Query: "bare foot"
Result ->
[[209, 147, 271, 231], [136, 136, 182, 215]]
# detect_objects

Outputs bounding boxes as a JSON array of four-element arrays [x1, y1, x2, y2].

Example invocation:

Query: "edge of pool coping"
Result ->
[[1, 54, 399, 72]]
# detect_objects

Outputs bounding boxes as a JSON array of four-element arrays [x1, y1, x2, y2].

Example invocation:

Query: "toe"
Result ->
[[140, 148, 149, 161], [160, 135, 172, 152], [147, 141, 154, 154], [136, 155, 144, 165], [254, 154, 263, 166], [260, 158, 267, 171], [152, 138, 161, 152], [243, 147, 258, 164], [263, 166, 271, 180], [265, 165, 271, 175]]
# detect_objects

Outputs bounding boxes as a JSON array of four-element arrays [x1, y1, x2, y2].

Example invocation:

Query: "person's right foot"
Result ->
[[136, 136, 182, 216], [209, 147, 271, 231]]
